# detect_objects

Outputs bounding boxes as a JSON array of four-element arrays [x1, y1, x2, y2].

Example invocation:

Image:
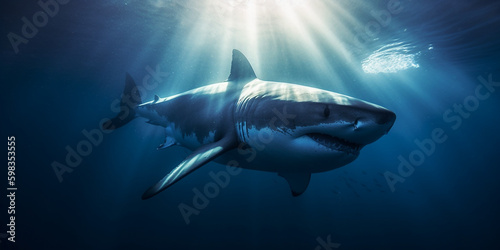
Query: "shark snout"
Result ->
[[350, 108, 396, 144], [376, 109, 396, 126], [372, 109, 396, 134]]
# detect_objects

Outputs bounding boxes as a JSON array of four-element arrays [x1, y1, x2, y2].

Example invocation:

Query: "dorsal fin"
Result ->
[[153, 95, 160, 103], [227, 49, 257, 82]]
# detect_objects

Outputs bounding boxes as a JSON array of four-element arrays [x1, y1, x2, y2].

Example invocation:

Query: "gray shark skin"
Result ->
[[103, 50, 396, 199]]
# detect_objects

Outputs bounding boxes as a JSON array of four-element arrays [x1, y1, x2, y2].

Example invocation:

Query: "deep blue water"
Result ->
[[1, 0, 500, 249]]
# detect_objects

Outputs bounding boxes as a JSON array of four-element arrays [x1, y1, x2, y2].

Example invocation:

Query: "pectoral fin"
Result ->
[[279, 172, 311, 197], [142, 136, 236, 200], [157, 136, 176, 150]]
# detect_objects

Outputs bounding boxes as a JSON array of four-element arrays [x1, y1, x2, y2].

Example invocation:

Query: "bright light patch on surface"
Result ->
[[362, 53, 419, 74], [362, 42, 420, 74]]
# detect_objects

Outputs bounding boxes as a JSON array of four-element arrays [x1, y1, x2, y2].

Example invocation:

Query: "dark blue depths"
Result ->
[[1, 0, 499, 249]]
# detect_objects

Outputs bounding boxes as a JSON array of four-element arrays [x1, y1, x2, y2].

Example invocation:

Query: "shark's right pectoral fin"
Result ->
[[279, 172, 311, 197], [142, 136, 236, 200]]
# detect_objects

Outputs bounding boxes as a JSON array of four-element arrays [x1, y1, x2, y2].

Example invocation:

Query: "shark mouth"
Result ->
[[306, 133, 362, 155]]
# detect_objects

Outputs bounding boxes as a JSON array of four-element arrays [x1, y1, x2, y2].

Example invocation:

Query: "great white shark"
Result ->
[[103, 49, 396, 199]]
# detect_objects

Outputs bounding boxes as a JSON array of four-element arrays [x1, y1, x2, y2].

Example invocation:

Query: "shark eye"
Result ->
[[323, 106, 330, 118]]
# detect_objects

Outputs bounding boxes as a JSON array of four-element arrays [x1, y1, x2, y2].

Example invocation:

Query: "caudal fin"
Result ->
[[102, 73, 142, 130]]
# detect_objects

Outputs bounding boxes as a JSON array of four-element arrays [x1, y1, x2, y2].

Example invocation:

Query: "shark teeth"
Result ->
[[307, 133, 362, 155]]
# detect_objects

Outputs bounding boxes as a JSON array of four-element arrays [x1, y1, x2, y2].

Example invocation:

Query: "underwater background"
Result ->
[[1, 0, 500, 249]]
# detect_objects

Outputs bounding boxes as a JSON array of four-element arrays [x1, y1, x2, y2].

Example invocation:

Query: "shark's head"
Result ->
[[236, 80, 396, 172]]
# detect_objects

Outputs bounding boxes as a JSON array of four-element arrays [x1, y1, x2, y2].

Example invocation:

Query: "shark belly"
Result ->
[[215, 126, 357, 174]]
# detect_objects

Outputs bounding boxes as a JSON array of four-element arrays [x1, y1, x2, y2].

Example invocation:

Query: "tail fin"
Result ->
[[102, 73, 142, 130]]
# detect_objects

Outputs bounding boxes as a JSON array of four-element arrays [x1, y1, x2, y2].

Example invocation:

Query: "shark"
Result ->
[[103, 49, 396, 200]]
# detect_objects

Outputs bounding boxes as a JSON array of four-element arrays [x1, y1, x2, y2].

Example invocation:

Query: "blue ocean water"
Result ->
[[1, 0, 499, 249]]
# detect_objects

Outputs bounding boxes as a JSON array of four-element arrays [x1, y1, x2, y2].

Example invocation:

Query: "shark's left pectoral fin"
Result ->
[[279, 172, 311, 197], [142, 137, 236, 200]]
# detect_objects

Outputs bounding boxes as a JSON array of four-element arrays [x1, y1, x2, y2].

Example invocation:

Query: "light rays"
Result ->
[[128, 0, 449, 177], [154, 0, 363, 93]]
